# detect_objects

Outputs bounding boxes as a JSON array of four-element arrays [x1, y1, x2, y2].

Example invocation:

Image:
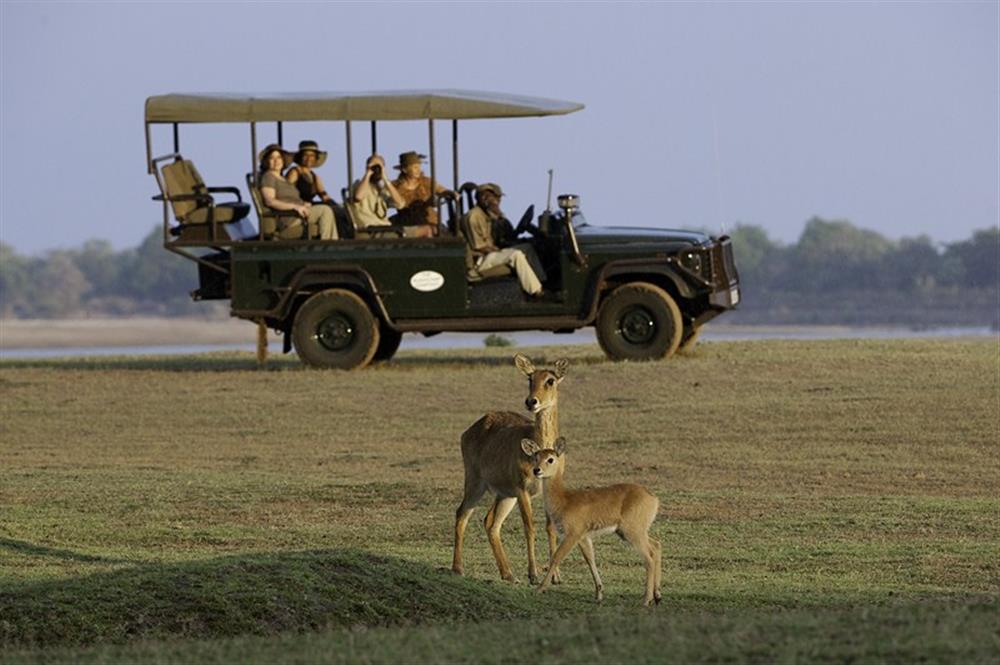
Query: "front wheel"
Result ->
[[595, 282, 683, 361], [292, 289, 380, 369], [677, 324, 702, 354]]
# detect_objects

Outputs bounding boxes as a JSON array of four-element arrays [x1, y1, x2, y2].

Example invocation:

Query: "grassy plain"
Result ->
[[0, 339, 997, 663]]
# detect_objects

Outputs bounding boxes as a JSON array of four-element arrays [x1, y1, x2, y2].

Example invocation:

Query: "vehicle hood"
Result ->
[[575, 224, 710, 247]]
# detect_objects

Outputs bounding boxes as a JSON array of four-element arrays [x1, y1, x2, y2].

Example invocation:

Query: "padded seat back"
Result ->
[[161, 159, 204, 223], [159, 158, 249, 226]]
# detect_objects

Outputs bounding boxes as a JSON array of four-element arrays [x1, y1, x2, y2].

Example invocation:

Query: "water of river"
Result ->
[[1, 326, 994, 360]]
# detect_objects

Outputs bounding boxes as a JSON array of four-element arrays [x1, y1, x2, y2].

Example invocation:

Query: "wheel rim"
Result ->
[[617, 306, 657, 345], [314, 313, 355, 352]]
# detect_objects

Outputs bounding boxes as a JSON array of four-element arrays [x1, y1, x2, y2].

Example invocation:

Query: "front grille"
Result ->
[[710, 237, 738, 287]]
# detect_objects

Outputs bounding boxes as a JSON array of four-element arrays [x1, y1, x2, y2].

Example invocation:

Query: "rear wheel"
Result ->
[[595, 282, 683, 361], [372, 323, 403, 363], [292, 289, 380, 369]]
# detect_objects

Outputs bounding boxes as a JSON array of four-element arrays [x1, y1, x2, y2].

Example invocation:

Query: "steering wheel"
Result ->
[[514, 204, 536, 237]]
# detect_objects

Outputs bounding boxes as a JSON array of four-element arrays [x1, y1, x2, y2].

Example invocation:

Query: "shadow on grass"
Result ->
[[0, 353, 294, 373], [0, 549, 545, 649], [0, 348, 610, 373], [0, 538, 130, 565]]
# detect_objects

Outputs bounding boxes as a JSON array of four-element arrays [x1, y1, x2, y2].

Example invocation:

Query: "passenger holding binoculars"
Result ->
[[350, 154, 406, 231]]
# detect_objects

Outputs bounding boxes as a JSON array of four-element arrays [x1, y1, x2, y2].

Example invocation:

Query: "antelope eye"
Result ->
[[547, 457, 554, 464], [546, 378, 555, 386]]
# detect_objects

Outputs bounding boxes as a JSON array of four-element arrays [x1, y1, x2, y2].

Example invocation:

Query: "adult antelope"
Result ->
[[523, 437, 663, 606], [452, 354, 568, 584]]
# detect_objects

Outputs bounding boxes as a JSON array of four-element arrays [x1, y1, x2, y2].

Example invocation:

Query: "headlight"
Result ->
[[679, 251, 703, 275]]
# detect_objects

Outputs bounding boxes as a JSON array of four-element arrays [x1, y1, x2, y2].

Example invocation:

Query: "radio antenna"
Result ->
[[545, 168, 554, 214]]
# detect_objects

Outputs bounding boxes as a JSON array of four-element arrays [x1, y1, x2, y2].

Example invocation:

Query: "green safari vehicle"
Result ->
[[144, 90, 740, 369]]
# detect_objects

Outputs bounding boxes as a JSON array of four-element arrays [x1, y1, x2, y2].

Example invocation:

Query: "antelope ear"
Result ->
[[521, 438, 541, 456], [514, 354, 536, 376], [554, 437, 567, 455], [553, 359, 569, 379]]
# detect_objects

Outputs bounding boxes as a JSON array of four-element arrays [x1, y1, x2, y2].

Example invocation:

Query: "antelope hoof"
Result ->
[[451, 565, 464, 576], [654, 591, 662, 605], [551, 570, 562, 585], [501, 573, 519, 584]]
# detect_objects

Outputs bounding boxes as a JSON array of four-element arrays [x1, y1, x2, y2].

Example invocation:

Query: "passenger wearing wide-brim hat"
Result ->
[[257, 144, 294, 173], [475, 182, 504, 198], [393, 151, 427, 171], [391, 150, 453, 237], [293, 140, 328, 168], [286, 140, 334, 205], [257, 143, 337, 241]]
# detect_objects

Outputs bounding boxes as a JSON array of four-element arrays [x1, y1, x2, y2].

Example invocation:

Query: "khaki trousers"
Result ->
[[270, 205, 337, 240], [477, 244, 546, 295], [309, 205, 337, 240]]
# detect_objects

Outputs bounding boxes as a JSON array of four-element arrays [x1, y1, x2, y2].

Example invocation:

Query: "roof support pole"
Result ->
[[277, 121, 283, 147], [370, 121, 377, 154], [429, 119, 439, 234], [172, 123, 179, 153], [452, 120, 459, 211], [345, 121, 354, 190], [145, 122, 153, 173], [250, 122, 258, 185]]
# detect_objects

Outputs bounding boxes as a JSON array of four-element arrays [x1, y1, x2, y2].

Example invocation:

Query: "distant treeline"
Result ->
[[0, 218, 997, 325], [725, 218, 998, 327]]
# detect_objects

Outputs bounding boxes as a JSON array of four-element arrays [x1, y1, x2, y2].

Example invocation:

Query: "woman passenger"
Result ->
[[286, 140, 335, 205], [391, 151, 452, 238], [258, 144, 336, 240]]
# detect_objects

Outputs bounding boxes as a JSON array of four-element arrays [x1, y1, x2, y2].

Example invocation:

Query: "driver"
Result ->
[[461, 183, 546, 297]]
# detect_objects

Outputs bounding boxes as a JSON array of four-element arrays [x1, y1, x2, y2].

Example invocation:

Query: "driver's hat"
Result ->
[[477, 182, 504, 197]]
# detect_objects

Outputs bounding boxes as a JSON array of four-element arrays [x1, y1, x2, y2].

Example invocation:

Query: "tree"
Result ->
[[120, 226, 198, 303], [0, 243, 32, 317], [728, 223, 787, 291], [944, 227, 999, 289], [792, 217, 893, 292], [30, 251, 91, 318], [882, 235, 944, 291], [72, 239, 121, 297]]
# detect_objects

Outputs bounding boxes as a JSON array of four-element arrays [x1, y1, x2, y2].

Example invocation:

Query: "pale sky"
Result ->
[[1, 1, 997, 255]]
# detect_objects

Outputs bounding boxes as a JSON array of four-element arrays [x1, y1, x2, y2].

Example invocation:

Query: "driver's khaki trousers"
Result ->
[[477, 245, 546, 295]]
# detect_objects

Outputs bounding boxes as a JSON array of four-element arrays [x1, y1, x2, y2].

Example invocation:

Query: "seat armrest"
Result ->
[[266, 208, 301, 218], [206, 186, 242, 201], [154, 192, 213, 205]]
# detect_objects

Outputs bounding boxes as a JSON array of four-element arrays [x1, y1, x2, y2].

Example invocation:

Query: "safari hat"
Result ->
[[294, 140, 328, 168], [477, 182, 504, 197], [394, 151, 427, 170], [257, 144, 294, 169]]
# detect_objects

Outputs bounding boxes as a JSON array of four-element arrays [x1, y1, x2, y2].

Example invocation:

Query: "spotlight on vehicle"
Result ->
[[557, 194, 580, 218]]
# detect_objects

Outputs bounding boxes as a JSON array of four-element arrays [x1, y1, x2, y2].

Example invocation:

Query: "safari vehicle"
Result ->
[[144, 90, 740, 369]]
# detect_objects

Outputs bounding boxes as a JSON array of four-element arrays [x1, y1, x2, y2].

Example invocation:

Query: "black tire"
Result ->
[[372, 323, 403, 363], [595, 282, 683, 361], [292, 289, 380, 369]]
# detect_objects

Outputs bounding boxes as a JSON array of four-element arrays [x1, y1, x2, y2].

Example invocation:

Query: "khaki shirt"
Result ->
[[349, 179, 395, 228], [462, 206, 497, 255]]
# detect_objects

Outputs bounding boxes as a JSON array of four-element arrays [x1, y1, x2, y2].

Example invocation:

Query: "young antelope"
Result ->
[[522, 437, 662, 606]]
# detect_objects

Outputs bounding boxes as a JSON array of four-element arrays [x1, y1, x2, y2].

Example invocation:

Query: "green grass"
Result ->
[[0, 339, 997, 663]]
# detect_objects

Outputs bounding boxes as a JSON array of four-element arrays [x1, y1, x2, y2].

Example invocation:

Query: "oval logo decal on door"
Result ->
[[409, 270, 445, 292]]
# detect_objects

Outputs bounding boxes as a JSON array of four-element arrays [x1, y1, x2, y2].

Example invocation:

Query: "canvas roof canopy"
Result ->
[[145, 90, 585, 124]]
